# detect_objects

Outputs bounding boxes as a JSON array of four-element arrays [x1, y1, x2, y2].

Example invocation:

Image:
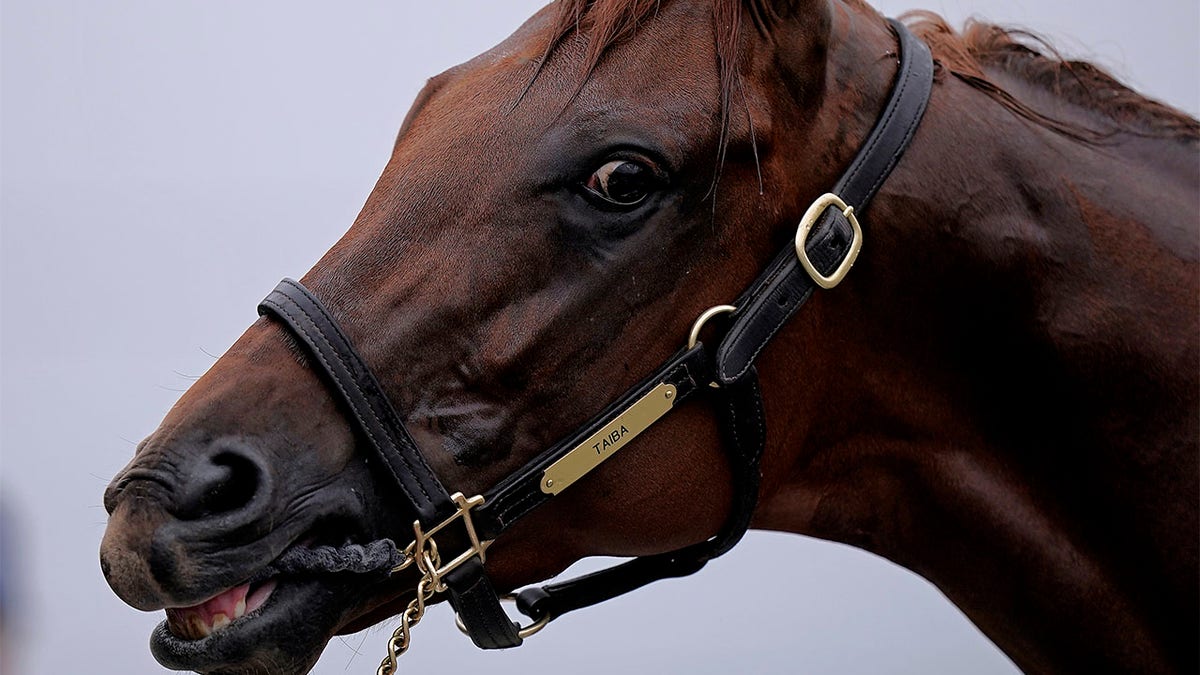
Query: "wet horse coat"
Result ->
[[100, 1, 1199, 673]]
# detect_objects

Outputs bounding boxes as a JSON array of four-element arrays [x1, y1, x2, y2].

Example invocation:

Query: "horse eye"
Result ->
[[584, 159, 656, 207]]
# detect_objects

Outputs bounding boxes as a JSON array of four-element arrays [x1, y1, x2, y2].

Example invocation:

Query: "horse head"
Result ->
[[100, 0, 1199, 673]]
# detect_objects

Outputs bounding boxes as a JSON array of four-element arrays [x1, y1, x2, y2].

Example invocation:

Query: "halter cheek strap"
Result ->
[[716, 19, 934, 383], [257, 17, 932, 670]]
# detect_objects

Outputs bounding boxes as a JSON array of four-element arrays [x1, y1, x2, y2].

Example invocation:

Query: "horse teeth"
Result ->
[[211, 613, 231, 632], [193, 616, 212, 638], [234, 598, 247, 619]]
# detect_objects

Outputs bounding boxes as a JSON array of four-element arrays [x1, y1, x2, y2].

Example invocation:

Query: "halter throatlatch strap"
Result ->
[[716, 19, 934, 384], [513, 370, 766, 621], [253, 16, 934, 662], [258, 280, 521, 650]]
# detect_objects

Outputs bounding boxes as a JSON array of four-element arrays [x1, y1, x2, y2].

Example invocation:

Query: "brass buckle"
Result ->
[[794, 193, 863, 289], [454, 594, 553, 640]]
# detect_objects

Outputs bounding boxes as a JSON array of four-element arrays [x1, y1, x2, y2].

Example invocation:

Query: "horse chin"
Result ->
[[150, 576, 344, 674], [335, 596, 417, 636]]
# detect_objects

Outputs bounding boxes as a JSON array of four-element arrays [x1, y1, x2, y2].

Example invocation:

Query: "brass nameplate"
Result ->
[[540, 382, 678, 495]]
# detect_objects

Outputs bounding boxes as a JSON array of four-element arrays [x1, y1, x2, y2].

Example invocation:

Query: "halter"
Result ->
[[257, 19, 932, 673]]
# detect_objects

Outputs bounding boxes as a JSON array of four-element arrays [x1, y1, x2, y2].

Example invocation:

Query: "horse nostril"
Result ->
[[174, 449, 263, 520]]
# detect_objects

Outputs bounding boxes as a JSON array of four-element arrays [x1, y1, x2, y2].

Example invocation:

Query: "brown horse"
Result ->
[[100, 0, 1199, 673]]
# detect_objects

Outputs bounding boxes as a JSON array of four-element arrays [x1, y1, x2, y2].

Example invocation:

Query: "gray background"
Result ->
[[1, 1, 1196, 673]]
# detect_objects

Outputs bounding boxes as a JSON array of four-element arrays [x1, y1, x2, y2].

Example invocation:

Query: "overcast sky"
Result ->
[[1, 1, 1196, 674]]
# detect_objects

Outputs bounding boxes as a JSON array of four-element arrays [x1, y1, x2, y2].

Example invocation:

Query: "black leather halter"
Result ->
[[258, 18, 933, 659]]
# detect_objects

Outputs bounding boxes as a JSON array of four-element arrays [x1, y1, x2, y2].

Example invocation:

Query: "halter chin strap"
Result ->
[[257, 16, 932, 666]]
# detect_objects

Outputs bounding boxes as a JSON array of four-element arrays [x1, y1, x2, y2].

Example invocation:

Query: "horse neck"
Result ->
[[750, 8, 1198, 673]]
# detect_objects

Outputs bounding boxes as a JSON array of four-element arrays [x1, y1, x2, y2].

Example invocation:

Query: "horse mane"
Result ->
[[903, 12, 1200, 143], [543, 0, 1198, 147]]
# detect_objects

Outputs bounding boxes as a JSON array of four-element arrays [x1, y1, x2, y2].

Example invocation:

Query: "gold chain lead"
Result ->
[[377, 573, 437, 675]]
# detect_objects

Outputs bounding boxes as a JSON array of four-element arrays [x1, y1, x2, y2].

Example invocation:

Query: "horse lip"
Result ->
[[150, 577, 339, 674], [109, 477, 372, 612], [138, 528, 283, 609], [148, 529, 406, 672], [150, 571, 415, 674], [104, 467, 175, 514]]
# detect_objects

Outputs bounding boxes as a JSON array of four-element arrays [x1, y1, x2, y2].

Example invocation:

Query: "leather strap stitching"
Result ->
[[274, 281, 440, 508], [261, 295, 432, 509]]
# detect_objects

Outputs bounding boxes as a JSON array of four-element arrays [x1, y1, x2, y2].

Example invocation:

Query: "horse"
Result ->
[[99, 0, 1199, 673]]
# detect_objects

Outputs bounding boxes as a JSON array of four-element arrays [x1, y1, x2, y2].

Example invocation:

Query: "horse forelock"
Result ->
[[546, 0, 777, 75], [541, 0, 785, 189], [903, 11, 1200, 144], [541, 0, 811, 104]]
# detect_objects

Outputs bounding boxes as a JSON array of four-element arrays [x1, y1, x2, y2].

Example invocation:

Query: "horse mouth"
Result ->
[[147, 534, 410, 674], [150, 574, 334, 674], [163, 579, 279, 641], [149, 571, 400, 675]]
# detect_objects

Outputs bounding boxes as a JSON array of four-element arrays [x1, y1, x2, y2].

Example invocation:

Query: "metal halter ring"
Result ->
[[687, 305, 738, 350], [454, 594, 553, 640]]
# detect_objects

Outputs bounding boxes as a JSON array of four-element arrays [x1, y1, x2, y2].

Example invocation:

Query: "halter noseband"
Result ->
[[257, 18, 933, 673]]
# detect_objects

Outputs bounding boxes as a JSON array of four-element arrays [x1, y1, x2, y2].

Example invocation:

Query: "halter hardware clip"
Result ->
[[409, 492, 492, 591], [379, 493, 493, 674]]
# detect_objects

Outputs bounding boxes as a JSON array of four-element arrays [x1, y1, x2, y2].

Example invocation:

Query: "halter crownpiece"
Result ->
[[257, 18, 932, 673]]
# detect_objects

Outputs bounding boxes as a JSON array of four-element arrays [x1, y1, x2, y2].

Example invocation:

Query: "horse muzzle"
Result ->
[[100, 438, 286, 608]]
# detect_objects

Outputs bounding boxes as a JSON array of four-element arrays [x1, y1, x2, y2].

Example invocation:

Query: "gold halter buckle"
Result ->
[[795, 193, 863, 289]]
